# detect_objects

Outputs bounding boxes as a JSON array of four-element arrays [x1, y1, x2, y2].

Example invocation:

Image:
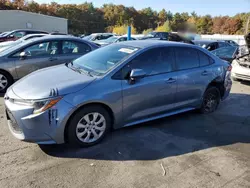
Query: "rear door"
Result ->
[[121, 47, 177, 125], [53, 40, 92, 66], [174, 47, 213, 109], [12, 40, 60, 78]]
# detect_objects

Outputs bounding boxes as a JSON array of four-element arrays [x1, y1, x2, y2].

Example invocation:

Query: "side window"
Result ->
[[207, 43, 217, 51], [155, 33, 161, 38], [118, 37, 127, 42], [175, 47, 199, 70], [12, 41, 59, 57], [13, 31, 25, 38], [198, 51, 212, 66], [62, 41, 91, 54], [123, 48, 174, 77]]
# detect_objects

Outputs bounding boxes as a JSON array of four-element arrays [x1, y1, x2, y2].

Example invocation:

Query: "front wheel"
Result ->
[[0, 71, 13, 93], [200, 87, 220, 114], [67, 105, 111, 147]]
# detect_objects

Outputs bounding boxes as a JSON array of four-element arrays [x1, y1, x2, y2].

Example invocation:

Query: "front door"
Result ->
[[12, 40, 60, 78], [121, 47, 177, 125]]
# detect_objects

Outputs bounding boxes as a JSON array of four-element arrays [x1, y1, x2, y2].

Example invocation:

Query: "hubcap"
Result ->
[[76, 112, 106, 143], [0, 74, 8, 91], [204, 93, 217, 112]]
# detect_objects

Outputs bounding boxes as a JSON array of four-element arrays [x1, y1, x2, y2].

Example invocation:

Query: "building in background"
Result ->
[[0, 10, 68, 34]]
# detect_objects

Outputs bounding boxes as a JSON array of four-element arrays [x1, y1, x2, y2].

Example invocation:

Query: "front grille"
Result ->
[[6, 109, 22, 134], [235, 73, 250, 80]]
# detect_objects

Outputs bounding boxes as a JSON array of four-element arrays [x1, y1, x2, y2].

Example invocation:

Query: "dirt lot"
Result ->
[[0, 81, 250, 188]]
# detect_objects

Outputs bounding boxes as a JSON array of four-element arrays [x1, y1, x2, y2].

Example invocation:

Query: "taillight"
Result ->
[[227, 65, 232, 72]]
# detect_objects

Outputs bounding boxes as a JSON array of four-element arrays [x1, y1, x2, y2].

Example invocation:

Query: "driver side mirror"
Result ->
[[19, 51, 28, 60], [129, 69, 146, 84]]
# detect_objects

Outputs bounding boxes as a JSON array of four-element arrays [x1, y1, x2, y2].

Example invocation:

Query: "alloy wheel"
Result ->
[[0, 74, 8, 91], [203, 93, 218, 113], [76, 112, 106, 143]]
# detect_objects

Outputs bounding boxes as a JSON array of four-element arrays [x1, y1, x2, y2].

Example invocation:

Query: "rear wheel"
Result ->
[[232, 77, 239, 81], [200, 87, 220, 114], [67, 105, 111, 147], [0, 70, 13, 92]]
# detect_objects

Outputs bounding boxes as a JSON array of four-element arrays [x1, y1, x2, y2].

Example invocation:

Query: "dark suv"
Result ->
[[0, 29, 48, 43]]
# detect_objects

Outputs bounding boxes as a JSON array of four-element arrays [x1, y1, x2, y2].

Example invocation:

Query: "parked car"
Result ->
[[0, 34, 47, 52], [210, 46, 239, 63], [4, 40, 232, 146], [83, 33, 116, 41], [142, 32, 194, 44], [231, 32, 250, 82], [193, 40, 231, 51], [94, 36, 136, 46], [218, 40, 239, 47], [0, 31, 10, 37], [0, 29, 48, 43], [0, 35, 99, 91]]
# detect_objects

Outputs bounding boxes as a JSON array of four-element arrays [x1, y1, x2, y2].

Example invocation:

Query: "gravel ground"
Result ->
[[0, 81, 250, 188]]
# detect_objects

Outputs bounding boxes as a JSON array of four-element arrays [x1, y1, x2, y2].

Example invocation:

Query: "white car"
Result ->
[[231, 55, 250, 81], [231, 33, 250, 82]]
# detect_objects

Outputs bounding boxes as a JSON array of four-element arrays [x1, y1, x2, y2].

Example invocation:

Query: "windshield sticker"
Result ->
[[118, 48, 138, 54]]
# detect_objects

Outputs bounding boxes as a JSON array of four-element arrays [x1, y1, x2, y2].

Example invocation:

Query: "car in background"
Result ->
[[231, 32, 250, 82], [210, 46, 239, 63], [0, 29, 48, 43], [0, 34, 47, 52], [0, 35, 99, 91], [0, 31, 10, 37], [83, 33, 116, 41], [218, 40, 239, 47], [94, 36, 136, 46], [193, 40, 231, 51], [142, 32, 194, 44], [4, 40, 232, 146]]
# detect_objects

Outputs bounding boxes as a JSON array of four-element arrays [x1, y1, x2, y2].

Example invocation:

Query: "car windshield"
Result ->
[[146, 32, 156, 37], [193, 41, 211, 48], [0, 40, 30, 57], [0, 32, 10, 37], [71, 44, 139, 76], [83, 35, 95, 41], [211, 46, 238, 58], [103, 36, 118, 42]]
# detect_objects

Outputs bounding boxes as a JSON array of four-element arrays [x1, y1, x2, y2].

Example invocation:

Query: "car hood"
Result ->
[[10, 65, 96, 100]]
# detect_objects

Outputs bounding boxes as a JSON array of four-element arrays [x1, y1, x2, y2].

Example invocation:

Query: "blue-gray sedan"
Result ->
[[4, 40, 232, 146]]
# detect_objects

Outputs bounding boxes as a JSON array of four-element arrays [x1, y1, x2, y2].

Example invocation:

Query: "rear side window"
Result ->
[[198, 51, 212, 66], [175, 47, 199, 70], [62, 41, 91, 54]]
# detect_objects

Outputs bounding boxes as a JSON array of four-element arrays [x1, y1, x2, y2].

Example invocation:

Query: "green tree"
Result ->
[[197, 15, 213, 34]]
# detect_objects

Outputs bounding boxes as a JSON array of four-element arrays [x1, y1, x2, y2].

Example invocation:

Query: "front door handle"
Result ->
[[165, 78, 176, 83], [201, 70, 208, 76], [48, 57, 58, 61]]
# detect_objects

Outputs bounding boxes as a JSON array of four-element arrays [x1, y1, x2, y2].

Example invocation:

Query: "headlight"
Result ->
[[232, 61, 239, 67], [12, 97, 62, 114]]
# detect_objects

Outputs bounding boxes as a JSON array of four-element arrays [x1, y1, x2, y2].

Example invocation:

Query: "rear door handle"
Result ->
[[48, 57, 58, 61], [165, 78, 176, 83], [201, 70, 208, 76]]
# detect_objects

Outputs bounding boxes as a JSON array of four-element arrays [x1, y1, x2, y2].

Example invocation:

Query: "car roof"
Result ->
[[193, 40, 218, 44], [118, 40, 192, 48]]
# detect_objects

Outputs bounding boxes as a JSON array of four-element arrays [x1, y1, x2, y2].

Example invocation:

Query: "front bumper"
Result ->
[[4, 91, 75, 144], [232, 65, 250, 81]]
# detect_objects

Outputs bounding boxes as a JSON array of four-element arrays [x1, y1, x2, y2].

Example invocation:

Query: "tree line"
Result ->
[[0, 0, 249, 35]]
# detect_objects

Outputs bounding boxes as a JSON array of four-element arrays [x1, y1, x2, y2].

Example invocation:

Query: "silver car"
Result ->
[[0, 35, 99, 91], [4, 41, 232, 147]]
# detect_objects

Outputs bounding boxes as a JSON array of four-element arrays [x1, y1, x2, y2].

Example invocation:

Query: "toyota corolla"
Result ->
[[4, 40, 232, 146]]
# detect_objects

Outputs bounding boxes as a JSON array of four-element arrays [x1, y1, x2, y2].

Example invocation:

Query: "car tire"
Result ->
[[0, 70, 13, 93], [200, 87, 220, 114], [67, 105, 111, 147]]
